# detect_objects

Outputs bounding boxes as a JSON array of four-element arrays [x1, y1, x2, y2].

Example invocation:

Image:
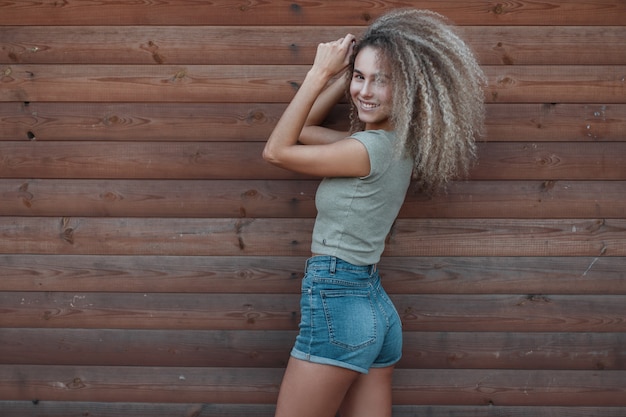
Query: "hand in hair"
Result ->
[[309, 34, 356, 80]]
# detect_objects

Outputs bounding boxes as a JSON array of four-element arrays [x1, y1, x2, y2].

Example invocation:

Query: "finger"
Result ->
[[341, 33, 356, 46]]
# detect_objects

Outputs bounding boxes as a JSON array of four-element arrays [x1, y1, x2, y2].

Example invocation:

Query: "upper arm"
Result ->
[[299, 126, 350, 145], [267, 137, 370, 178]]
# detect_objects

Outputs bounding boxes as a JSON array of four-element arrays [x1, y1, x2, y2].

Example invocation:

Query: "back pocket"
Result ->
[[321, 289, 377, 350]]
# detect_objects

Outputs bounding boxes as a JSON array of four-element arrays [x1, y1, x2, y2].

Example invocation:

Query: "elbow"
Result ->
[[263, 144, 293, 171], [262, 144, 279, 166]]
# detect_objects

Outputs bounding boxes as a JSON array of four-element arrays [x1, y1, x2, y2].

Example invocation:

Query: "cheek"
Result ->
[[378, 86, 392, 106], [349, 82, 360, 99]]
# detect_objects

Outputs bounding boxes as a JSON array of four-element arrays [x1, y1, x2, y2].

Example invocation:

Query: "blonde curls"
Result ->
[[348, 9, 486, 193]]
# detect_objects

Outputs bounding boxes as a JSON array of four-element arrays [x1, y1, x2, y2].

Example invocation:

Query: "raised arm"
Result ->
[[262, 35, 370, 178], [298, 72, 350, 145]]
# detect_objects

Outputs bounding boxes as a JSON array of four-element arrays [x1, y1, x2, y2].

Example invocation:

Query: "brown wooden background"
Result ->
[[1, 1, 625, 416]]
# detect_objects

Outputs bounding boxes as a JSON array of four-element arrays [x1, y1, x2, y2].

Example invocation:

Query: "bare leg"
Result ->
[[274, 357, 360, 417], [339, 365, 394, 417]]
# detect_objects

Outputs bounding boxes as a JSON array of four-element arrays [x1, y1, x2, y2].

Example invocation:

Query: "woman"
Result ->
[[263, 9, 485, 417]]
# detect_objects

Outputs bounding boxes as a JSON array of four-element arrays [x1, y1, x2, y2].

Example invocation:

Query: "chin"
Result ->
[[358, 114, 388, 128]]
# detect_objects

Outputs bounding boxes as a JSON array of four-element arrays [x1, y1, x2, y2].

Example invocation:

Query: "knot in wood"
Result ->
[[492, 3, 504, 14], [66, 377, 86, 389]]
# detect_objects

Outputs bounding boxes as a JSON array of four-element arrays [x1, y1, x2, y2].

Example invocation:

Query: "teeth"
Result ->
[[360, 101, 378, 109]]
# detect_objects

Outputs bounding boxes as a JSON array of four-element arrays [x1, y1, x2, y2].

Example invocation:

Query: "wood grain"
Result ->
[[1, 255, 624, 295], [1, 328, 623, 370], [0, 365, 624, 406], [3, 402, 626, 417], [1, 179, 625, 219], [391, 369, 626, 406], [0, 402, 278, 417], [2, 26, 625, 65], [2, 291, 625, 332], [1, 65, 624, 103], [0, 0, 624, 414], [0, 217, 623, 257], [1, 103, 625, 142], [1, 142, 624, 180], [1, 0, 625, 26]]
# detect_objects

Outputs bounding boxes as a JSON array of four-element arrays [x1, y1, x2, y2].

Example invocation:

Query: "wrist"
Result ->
[[306, 68, 333, 85]]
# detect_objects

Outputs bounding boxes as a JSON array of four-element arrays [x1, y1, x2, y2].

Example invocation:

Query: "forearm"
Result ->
[[263, 33, 355, 168], [305, 71, 348, 127], [262, 69, 331, 163]]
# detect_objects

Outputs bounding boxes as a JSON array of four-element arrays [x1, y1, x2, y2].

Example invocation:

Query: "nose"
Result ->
[[359, 80, 373, 98]]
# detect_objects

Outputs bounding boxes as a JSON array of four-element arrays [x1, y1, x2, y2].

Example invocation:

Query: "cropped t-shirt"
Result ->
[[311, 130, 413, 265]]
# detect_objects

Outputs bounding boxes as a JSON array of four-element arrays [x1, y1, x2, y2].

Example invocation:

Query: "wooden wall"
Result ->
[[1, 1, 625, 416]]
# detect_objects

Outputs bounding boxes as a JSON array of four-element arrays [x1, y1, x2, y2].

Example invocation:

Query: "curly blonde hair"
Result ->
[[348, 9, 486, 193]]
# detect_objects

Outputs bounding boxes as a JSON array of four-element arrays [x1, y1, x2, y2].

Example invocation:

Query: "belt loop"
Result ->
[[370, 263, 377, 276], [329, 256, 336, 274]]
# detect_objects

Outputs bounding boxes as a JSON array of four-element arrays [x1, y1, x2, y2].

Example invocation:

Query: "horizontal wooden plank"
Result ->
[[395, 406, 626, 417], [1, 0, 625, 26], [391, 369, 626, 406], [0, 402, 277, 417], [0, 141, 289, 180], [1, 142, 624, 180], [0, 365, 624, 406], [1, 255, 624, 295], [0, 217, 623, 257], [2, 402, 626, 417], [487, 66, 626, 104], [0, 329, 293, 368], [0, 292, 299, 331], [3, 403, 626, 417], [2, 102, 624, 142], [380, 256, 626, 295], [0, 64, 303, 103], [391, 406, 626, 417], [2, 26, 625, 66], [400, 180, 626, 219], [387, 218, 624, 257], [2, 292, 625, 332], [1, 65, 624, 103], [396, 294, 626, 332], [0, 402, 270, 417], [0, 365, 283, 404], [1, 328, 624, 370], [401, 332, 626, 370], [0, 102, 290, 142], [1, 179, 624, 219], [468, 26, 626, 66], [484, 103, 626, 142], [473, 142, 626, 180]]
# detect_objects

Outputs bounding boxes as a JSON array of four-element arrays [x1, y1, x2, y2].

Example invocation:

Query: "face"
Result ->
[[349, 46, 393, 131]]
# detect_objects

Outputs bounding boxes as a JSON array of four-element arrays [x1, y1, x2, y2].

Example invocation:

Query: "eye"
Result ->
[[374, 75, 389, 85]]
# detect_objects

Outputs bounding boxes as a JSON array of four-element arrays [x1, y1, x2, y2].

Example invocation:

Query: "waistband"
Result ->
[[305, 255, 377, 275]]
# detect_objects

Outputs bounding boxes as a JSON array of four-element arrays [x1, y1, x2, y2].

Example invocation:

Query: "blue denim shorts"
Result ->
[[290, 256, 403, 374]]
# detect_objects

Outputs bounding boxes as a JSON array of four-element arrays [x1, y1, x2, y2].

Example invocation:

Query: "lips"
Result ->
[[358, 100, 379, 110]]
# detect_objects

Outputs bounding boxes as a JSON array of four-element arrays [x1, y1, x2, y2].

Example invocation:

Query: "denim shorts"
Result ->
[[290, 256, 403, 374]]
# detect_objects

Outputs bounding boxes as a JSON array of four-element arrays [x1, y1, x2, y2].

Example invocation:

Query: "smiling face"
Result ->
[[349, 46, 393, 131]]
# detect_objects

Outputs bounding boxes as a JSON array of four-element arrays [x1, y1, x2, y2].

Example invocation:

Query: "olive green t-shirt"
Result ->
[[311, 130, 413, 265]]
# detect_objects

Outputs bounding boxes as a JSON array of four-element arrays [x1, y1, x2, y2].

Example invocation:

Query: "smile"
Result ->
[[359, 100, 380, 110]]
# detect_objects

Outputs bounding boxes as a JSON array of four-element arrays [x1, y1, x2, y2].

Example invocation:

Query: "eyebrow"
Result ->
[[353, 69, 390, 79]]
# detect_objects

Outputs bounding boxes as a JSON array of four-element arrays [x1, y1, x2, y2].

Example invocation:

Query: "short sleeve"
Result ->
[[350, 130, 394, 179]]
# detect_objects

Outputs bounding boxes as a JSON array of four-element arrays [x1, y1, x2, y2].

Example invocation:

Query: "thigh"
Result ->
[[339, 365, 395, 417], [275, 356, 360, 417]]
